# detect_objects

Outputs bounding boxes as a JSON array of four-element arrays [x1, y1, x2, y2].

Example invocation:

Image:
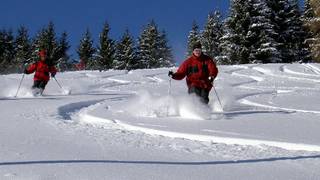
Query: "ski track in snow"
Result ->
[[49, 64, 320, 153], [58, 100, 106, 120], [2, 65, 320, 178]]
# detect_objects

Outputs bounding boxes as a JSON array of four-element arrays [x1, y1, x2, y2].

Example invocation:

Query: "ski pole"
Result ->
[[53, 77, 63, 89], [54, 77, 71, 95], [168, 78, 172, 96], [213, 85, 223, 111], [166, 78, 172, 116], [15, 74, 25, 97]]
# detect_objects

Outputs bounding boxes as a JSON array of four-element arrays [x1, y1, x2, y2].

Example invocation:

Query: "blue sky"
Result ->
[[0, 0, 304, 64]]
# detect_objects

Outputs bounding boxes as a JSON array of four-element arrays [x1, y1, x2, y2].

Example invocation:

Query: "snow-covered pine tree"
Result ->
[[287, 0, 310, 63], [137, 20, 173, 69], [96, 22, 115, 71], [77, 29, 96, 69], [114, 29, 137, 70], [157, 30, 175, 67], [247, 0, 281, 63], [300, 0, 314, 63], [137, 20, 158, 69], [0, 30, 6, 73], [0, 29, 15, 73], [30, 30, 43, 62], [55, 31, 71, 71], [14, 26, 31, 72], [218, 27, 237, 65], [44, 21, 58, 65], [187, 21, 201, 56], [303, 0, 315, 19], [15, 26, 31, 63], [0, 30, 4, 66], [268, 0, 307, 63], [304, 0, 320, 62], [0, 29, 8, 74], [201, 11, 223, 60], [31, 21, 59, 66], [222, 0, 252, 64]]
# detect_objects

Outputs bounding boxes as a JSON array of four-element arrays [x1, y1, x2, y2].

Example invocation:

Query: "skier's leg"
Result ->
[[32, 81, 40, 89], [188, 86, 208, 104], [188, 86, 201, 95], [38, 81, 48, 95], [32, 81, 41, 95], [199, 89, 209, 104]]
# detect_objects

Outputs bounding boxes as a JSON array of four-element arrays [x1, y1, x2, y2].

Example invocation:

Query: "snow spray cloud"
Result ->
[[209, 81, 241, 112], [2, 85, 33, 98], [125, 90, 178, 118], [177, 94, 211, 120], [125, 90, 211, 120]]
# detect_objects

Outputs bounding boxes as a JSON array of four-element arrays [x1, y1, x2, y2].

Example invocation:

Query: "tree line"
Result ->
[[0, 20, 174, 74], [1, 0, 320, 74]]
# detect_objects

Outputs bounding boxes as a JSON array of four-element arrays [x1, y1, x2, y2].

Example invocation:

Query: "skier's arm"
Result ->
[[208, 60, 218, 79], [172, 61, 188, 80], [25, 63, 37, 74]]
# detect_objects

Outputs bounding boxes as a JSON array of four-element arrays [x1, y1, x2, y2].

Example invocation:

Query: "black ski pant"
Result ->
[[188, 86, 210, 104], [32, 80, 48, 90]]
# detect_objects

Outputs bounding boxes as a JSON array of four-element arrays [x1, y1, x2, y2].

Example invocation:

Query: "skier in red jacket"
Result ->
[[24, 50, 57, 95], [168, 42, 218, 104]]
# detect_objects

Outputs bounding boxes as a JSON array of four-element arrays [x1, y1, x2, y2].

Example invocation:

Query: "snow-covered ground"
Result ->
[[1, 63, 320, 180]]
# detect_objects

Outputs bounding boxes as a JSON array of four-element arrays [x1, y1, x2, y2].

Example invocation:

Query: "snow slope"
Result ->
[[1, 64, 320, 179]]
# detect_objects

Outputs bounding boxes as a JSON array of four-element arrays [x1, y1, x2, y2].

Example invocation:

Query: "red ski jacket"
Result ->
[[25, 60, 57, 82], [172, 54, 218, 91]]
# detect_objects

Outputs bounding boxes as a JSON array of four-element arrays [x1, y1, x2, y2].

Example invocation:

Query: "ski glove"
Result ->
[[208, 76, 215, 83], [51, 72, 56, 78], [168, 71, 174, 78]]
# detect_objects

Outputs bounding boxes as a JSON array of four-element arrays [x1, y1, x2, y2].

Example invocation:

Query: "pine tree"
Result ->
[[158, 30, 175, 67], [304, 0, 320, 62], [14, 26, 31, 72], [303, 0, 315, 19], [222, 0, 306, 64], [56, 31, 71, 71], [201, 11, 223, 60], [222, 0, 252, 64], [187, 21, 201, 56], [302, 0, 317, 62], [137, 20, 173, 69], [0, 29, 16, 73], [268, 0, 307, 63], [0, 30, 8, 72], [15, 26, 31, 62], [219, 27, 237, 65], [137, 20, 158, 69], [287, 0, 309, 63], [96, 22, 115, 70], [300, 0, 314, 63], [31, 21, 59, 65], [77, 29, 96, 69], [30, 29, 44, 62], [247, 0, 281, 63], [114, 29, 137, 70]]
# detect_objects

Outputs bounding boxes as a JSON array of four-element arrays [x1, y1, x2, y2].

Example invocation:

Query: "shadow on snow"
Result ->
[[1, 154, 319, 166]]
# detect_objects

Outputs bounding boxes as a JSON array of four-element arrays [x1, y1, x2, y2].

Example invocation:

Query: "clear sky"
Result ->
[[0, 0, 304, 64]]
